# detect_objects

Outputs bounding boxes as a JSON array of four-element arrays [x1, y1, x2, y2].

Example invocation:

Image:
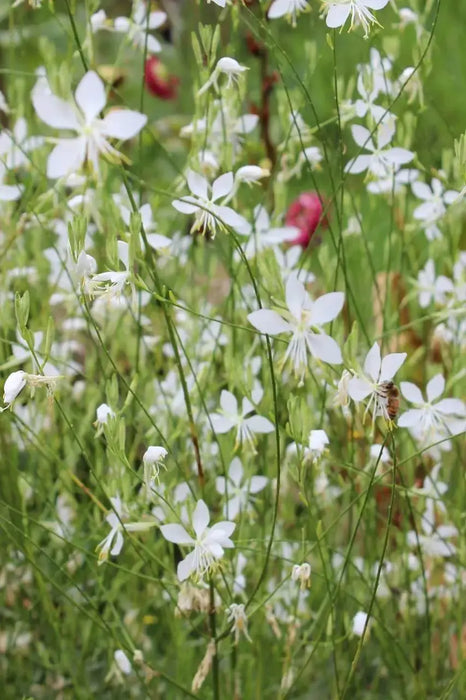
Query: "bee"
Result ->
[[378, 381, 400, 421]]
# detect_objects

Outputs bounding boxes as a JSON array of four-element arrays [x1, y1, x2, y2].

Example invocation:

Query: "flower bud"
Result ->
[[3, 370, 27, 405]]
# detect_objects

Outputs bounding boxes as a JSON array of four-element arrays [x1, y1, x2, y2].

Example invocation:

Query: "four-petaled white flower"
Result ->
[[248, 273, 344, 383], [32, 70, 147, 179], [398, 375, 466, 447], [172, 170, 251, 237], [160, 499, 235, 581], [114, 1, 166, 53], [345, 122, 413, 178], [268, 0, 309, 25], [347, 342, 406, 422], [210, 390, 274, 449], [325, 0, 390, 37], [215, 457, 268, 518], [411, 178, 459, 240]]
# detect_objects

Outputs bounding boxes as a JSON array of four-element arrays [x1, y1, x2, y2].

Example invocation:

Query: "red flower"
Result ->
[[285, 192, 328, 248], [144, 57, 179, 100]]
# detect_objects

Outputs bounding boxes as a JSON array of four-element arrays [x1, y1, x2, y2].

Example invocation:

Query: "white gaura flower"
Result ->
[[412, 178, 459, 234], [160, 499, 235, 582], [215, 457, 268, 519], [172, 170, 251, 237], [345, 122, 413, 178], [415, 259, 453, 308], [239, 205, 299, 259], [32, 70, 147, 179], [268, 0, 309, 25], [114, 1, 166, 53], [325, 0, 390, 37], [398, 375, 466, 447], [210, 390, 274, 450], [248, 273, 344, 383], [347, 342, 407, 421], [198, 57, 248, 96]]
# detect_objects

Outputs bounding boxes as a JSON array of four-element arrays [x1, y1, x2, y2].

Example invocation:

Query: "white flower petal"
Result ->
[[177, 551, 196, 581], [286, 273, 308, 320], [101, 110, 147, 139], [172, 199, 199, 214], [160, 523, 193, 545], [435, 399, 465, 416], [397, 409, 423, 428], [249, 476, 268, 493], [326, 4, 351, 28], [351, 124, 373, 149], [345, 155, 372, 175], [311, 292, 344, 326], [247, 309, 291, 335], [215, 205, 251, 234], [426, 374, 445, 402], [210, 413, 233, 433], [75, 71, 106, 123], [245, 415, 275, 433], [364, 342, 381, 382], [380, 352, 406, 381], [192, 499, 210, 537], [32, 92, 80, 131], [228, 457, 243, 486], [187, 170, 208, 199], [306, 333, 342, 364], [400, 381, 423, 404], [212, 171, 234, 201], [220, 390, 238, 415], [348, 376, 372, 402], [47, 137, 86, 179]]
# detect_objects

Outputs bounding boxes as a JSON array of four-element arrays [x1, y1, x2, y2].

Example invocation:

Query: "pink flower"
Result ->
[[144, 57, 179, 100], [285, 192, 327, 248]]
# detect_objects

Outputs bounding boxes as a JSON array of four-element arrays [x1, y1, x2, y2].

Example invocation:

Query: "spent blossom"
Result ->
[[226, 604, 252, 644], [291, 562, 312, 590], [160, 499, 235, 581]]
